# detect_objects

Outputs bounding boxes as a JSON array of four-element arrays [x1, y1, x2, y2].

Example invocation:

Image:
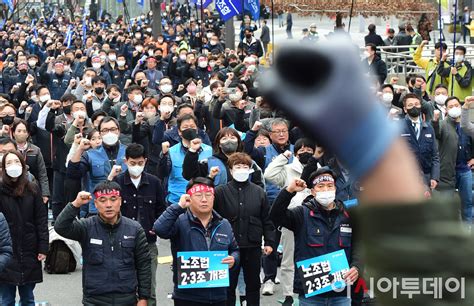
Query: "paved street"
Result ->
[[35, 238, 289, 306], [29, 13, 396, 305]]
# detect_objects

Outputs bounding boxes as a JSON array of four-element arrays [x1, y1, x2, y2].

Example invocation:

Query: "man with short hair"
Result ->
[[400, 94, 440, 191], [158, 114, 213, 205], [422, 84, 449, 122], [364, 24, 385, 46], [54, 181, 151, 306], [67, 116, 128, 216], [260, 20, 271, 54], [433, 97, 473, 224], [437, 46, 472, 102], [39, 59, 72, 100], [244, 118, 294, 294], [110, 143, 166, 306], [213, 152, 275, 306], [413, 40, 450, 95], [362, 43, 387, 85], [238, 28, 264, 58], [154, 177, 239, 306], [270, 168, 362, 306]]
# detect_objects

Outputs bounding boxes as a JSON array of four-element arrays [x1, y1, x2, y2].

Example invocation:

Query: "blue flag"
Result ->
[[5, 0, 14, 12], [245, 0, 259, 21], [82, 19, 87, 44], [195, 0, 212, 9], [117, 0, 123, 3], [137, 0, 144, 7], [65, 25, 73, 48], [215, 0, 242, 22]]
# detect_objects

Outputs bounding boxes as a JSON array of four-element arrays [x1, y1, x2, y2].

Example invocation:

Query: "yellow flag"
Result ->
[[438, 0, 448, 10]]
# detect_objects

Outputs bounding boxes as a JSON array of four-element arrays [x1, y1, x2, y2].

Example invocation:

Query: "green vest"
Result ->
[[426, 59, 449, 95], [448, 63, 472, 102]]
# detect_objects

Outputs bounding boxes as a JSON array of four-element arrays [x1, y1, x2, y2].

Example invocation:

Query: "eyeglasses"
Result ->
[[100, 127, 119, 134], [271, 130, 288, 135]]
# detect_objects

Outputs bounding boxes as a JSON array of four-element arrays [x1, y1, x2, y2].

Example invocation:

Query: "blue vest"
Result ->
[[207, 156, 228, 187], [264, 144, 294, 204], [86, 144, 127, 213], [168, 143, 212, 204], [207, 156, 258, 187], [81, 216, 141, 297]]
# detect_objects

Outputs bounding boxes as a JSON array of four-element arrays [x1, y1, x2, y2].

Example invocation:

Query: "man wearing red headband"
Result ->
[[154, 177, 240, 306], [54, 181, 151, 306]]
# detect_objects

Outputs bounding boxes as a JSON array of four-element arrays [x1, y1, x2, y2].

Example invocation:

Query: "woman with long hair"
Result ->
[[182, 127, 264, 187], [0, 150, 48, 305]]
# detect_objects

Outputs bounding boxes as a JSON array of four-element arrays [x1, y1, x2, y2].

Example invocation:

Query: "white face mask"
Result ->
[[448, 106, 462, 119], [73, 110, 87, 120], [148, 50, 154, 56], [133, 95, 143, 104], [28, 60, 37, 67], [363, 51, 371, 58], [113, 95, 121, 103], [435, 94, 448, 106], [179, 54, 187, 61], [455, 55, 464, 63], [40, 94, 51, 103], [315, 190, 336, 207], [117, 60, 126, 67], [108, 54, 117, 62], [6, 164, 22, 178], [382, 93, 393, 104], [229, 92, 243, 102], [232, 168, 254, 182], [128, 165, 144, 177], [160, 84, 173, 93], [102, 132, 119, 145], [85, 76, 92, 87], [160, 105, 174, 114], [209, 62, 216, 68], [92, 63, 101, 70], [198, 61, 208, 68]]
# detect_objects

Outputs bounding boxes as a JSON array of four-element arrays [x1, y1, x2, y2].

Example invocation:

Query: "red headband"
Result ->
[[94, 189, 121, 198], [187, 184, 214, 196]]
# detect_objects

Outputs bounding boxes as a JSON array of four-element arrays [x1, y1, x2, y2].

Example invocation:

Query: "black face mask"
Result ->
[[156, 55, 163, 61], [95, 87, 105, 95], [298, 152, 313, 165], [63, 105, 71, 115], [407, 107, 421, 118], [181, 128, 198, 141], [220, 140, 238, 154], [75, 53, 82, 59], [1, 115, 14, 126], [229, 62, 238, 68], [245, 34, 252, 39]]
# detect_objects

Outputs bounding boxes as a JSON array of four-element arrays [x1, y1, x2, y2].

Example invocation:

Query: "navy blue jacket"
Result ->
[[401, 116, 440, 181], [154, 204, 239, 304], [270, 189, 362, 299], [114, 171, 166, 243]]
